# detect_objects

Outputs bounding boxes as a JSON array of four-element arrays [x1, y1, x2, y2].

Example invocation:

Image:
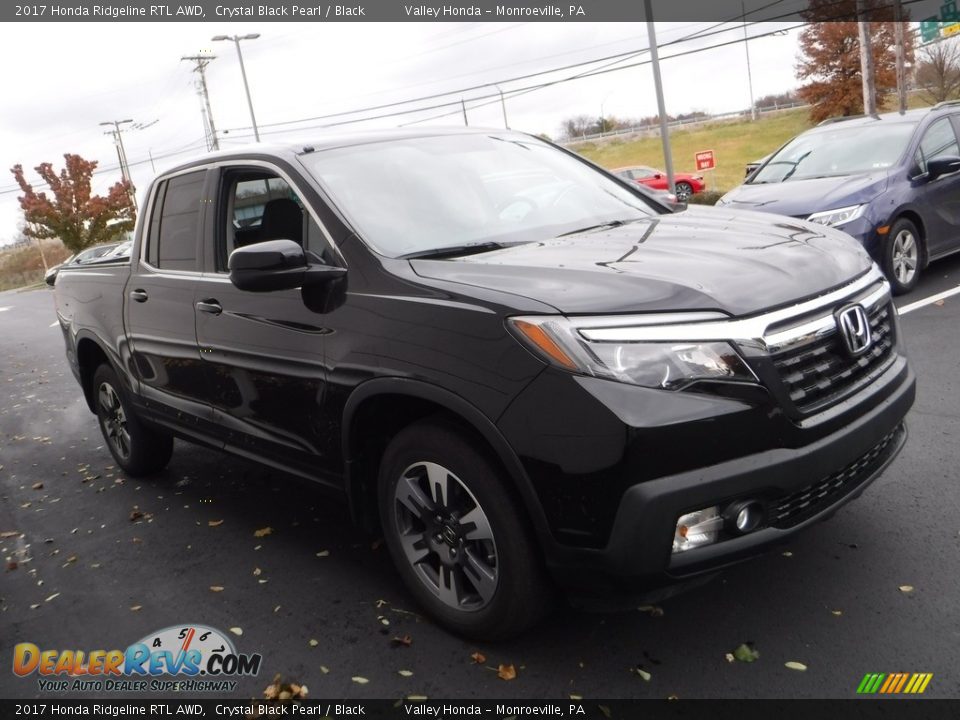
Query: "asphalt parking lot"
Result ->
[[2, 255, 959, 700]]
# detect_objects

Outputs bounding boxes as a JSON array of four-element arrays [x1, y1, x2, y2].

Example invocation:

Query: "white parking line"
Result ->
[[898, 284, 960, 315], [49, 321, 59, 328], [0, 306, 11, 313]]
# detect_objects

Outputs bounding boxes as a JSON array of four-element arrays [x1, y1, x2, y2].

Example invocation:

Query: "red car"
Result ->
[[612, 165, 705, 201]]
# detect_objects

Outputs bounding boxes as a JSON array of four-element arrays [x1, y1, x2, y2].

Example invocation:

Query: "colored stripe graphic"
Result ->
[[857, 673, 932, 694]]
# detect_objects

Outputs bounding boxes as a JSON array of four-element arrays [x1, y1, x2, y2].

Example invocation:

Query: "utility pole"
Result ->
[[644, 3, 676, 195], [894, 0, 908, 114], [461, 98, 469, 126], [182, 54, 220, 150], [857, 0, 878, 115], [494, 84, 509, 129], [212, 34, 262, 142], [99, 119, 137, 211], [742, 0, 757, 120]]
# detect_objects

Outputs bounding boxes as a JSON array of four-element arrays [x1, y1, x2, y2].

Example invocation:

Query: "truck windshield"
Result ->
[[299, 133, 659, 258], [749, 121, 917, 184]]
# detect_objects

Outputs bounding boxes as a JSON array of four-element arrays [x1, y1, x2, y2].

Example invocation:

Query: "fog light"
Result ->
[[672, 506, 722, 554], [725, 500, 764, 535]]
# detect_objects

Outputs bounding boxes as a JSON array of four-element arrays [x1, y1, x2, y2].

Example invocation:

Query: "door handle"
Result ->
[[130, 289, 148, 303], [195, 299, 223, 315]]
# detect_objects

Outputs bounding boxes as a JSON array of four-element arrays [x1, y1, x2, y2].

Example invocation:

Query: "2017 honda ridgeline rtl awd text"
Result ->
[[52, 129, 915, 638]]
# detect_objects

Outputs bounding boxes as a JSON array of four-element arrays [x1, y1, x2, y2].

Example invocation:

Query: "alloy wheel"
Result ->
[[392, 461, 498, 611], [98, 381, 131, 461], [891, 229, 918, 286]]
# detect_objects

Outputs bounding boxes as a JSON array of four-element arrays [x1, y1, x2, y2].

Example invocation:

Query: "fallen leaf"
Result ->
[[30, 604, 40, 610], [254, 527, 273, 538], [308, 639, 318, 647], [63, 555, 77, 565], [274, 605, 281, 613], [471, 652, 486, 664], [935, 299, 945, 306], [667, 695, 679, 700], [633, 667, 652, 682], [782, 551, 793, 557], [407, 695, 428, 701], [831, 610, 843, 616], [209, 586, 225, 593], [725, 653, 736, 663], [352, 676, 369, 684], [398, 670, 414, 677], [391, 634, 413, 647], [316, 550, 330, 558], [45, 593, 60, 603], [497, 664, 517, 681], [253, 567, 262, 576], [32, 482, 43, 490], [129, 508, 144, 521], [229, 627, 243, 636], [733, 643, 760, 663], [320, 666, 329, 674], [0, 531, 20, 539], [785, 661, 807, 671], [6, 560, 17, 571], [208, 519, 224, 527], [130, 605, 142, 612], [899, 585, 914, 593], [569, 695, 582, 700], [637, 605, 664, 617], [598, 706, 611, 719]]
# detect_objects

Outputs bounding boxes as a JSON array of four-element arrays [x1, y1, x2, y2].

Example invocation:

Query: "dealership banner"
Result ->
[[0, 0, 950, 23]]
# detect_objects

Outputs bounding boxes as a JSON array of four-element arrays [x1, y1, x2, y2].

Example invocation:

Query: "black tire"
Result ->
[[675, 182, 694, 201], [377, 419, 552, 640], [882, 217, 922, 295], [92, 364, 173, 476]]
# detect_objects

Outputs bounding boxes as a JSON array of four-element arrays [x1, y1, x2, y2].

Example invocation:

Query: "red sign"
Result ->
[[695, 150, 716, 171]]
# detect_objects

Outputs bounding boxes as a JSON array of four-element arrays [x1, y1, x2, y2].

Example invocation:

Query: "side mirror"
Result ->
[[653, 173, 662, 179], [926, 155, 960, 181], [45, 269, 58, 287], [229, 239, 346, 292]]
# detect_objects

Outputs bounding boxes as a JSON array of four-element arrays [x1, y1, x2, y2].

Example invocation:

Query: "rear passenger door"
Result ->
[[193, 163, 343, 486], [125, 169, 215, 432]]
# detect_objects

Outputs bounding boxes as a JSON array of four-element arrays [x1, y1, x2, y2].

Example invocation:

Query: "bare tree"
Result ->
[[915, 38, 960, 105]]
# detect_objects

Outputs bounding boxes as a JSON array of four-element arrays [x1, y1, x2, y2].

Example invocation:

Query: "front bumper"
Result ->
[[499, 355, 914, 601]]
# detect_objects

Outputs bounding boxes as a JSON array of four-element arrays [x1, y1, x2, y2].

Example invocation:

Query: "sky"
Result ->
[[0, 20, 803, 245]]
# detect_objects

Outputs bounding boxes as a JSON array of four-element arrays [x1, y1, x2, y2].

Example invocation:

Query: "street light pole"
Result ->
[[644, 5, 676, 195], [212, 33, 262, 142], [742, 0, 757, 121]]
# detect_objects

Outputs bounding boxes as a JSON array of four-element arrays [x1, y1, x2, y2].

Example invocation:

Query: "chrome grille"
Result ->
[[770, 301, 895, 413]]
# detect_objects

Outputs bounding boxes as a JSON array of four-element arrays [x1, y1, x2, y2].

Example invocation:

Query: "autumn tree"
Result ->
[[796, 0, 914, 123], [11, 154, 136, 254], [915, 38, 960, 104]]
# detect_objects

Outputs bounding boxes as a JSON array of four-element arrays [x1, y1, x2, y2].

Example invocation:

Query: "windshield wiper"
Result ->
[[558, 218, 639, 237], [401, 242, 509, 260]]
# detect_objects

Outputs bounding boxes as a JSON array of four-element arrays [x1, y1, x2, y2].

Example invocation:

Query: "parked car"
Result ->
[[719, 103, 960, 293], [53, 129, 914, 639], [44, 241, 124, 286], [612, 165, 705, 200]]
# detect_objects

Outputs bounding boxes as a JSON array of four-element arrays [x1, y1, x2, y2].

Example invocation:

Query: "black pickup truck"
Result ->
[[53, 128, 915, 639]]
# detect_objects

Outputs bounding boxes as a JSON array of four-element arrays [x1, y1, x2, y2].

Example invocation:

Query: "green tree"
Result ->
[[11, 154, 135, 253]]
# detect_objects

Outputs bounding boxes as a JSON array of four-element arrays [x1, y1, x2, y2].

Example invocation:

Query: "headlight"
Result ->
[[508, 315, 757, 390], [806, 204, 866, 228]]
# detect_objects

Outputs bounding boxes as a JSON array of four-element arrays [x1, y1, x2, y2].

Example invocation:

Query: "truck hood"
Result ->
[[410, 207, 873, 317], [719, 171, 889, 218]]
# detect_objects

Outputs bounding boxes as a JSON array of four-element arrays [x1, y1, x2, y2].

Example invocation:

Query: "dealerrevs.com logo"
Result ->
[[13, 624, 262, 693]]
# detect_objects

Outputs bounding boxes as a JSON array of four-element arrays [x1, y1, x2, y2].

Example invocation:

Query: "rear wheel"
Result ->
[[675, 182, 694, 201], [93, 364, 173, 476], [883, 218, 922, 295], [378, 419, 551, 639]]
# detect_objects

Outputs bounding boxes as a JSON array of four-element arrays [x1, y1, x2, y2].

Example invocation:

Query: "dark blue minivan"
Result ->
[[719, 103, 960, 293]]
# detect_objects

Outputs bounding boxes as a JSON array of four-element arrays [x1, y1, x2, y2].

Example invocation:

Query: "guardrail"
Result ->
[[564, 102, 808, 144]]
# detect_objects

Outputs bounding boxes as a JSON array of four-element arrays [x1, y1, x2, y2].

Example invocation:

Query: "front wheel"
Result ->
[[378, 420, 551, 639], [93, 364, 173, 476], [883, 218, 922, 295], [674, 181, 694, 201]]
